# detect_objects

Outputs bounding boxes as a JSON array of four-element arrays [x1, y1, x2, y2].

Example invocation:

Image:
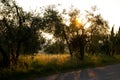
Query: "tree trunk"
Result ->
[[15, 41, 21, 64], [0, 45, 10, 67], [80, 29, 85, 60], [68, 43, 73, 57], [80, 44, 84, 60], [63, 29, 73, 57]]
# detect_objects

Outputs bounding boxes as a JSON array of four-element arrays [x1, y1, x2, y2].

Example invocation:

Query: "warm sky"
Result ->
[[16, 0, 120, 32]]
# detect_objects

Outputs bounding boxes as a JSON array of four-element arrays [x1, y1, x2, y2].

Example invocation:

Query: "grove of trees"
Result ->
[[0, 0, 120, 68]]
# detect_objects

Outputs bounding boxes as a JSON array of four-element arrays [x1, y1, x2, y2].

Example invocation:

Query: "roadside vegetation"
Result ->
[[1, 53, 120, 80]]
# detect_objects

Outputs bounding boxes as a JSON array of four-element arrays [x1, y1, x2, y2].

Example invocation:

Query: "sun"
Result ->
[[75, 18, 84, 28], [75, 18, 81, 25]]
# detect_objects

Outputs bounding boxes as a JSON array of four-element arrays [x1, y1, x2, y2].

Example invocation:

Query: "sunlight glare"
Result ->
[[75, 18, 84, 29], [42, 32, 53, 40]]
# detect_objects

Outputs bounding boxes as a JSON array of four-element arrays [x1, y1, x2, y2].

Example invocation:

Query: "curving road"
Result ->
[[35, 64, 120, 80]]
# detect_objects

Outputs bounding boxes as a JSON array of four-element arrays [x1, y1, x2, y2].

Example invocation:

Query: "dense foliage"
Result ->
[[0, 1, 120, 69]]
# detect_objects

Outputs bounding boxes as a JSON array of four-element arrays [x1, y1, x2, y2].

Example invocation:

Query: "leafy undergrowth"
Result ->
[[0, 53, 120, 80]]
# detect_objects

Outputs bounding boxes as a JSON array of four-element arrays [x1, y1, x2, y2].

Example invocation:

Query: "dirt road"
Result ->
[[35, 64, 120, 80]]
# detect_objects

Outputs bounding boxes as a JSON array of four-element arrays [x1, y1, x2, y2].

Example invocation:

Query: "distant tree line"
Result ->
[[0, 0, 120, 68]]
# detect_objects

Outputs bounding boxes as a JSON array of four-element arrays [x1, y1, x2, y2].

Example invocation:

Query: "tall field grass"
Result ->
[[0, 53, 120, 80]]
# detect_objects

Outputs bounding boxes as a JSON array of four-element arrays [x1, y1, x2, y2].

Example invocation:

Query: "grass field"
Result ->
[[0, 53, 120, 80]]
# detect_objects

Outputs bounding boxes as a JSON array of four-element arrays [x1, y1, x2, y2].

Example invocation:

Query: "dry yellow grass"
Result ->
[[19, 53, 70, 66], [34, 54, 69, 65]]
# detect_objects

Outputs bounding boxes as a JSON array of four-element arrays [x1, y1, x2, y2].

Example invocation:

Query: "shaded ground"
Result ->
[[34, 64, 120, 80]]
